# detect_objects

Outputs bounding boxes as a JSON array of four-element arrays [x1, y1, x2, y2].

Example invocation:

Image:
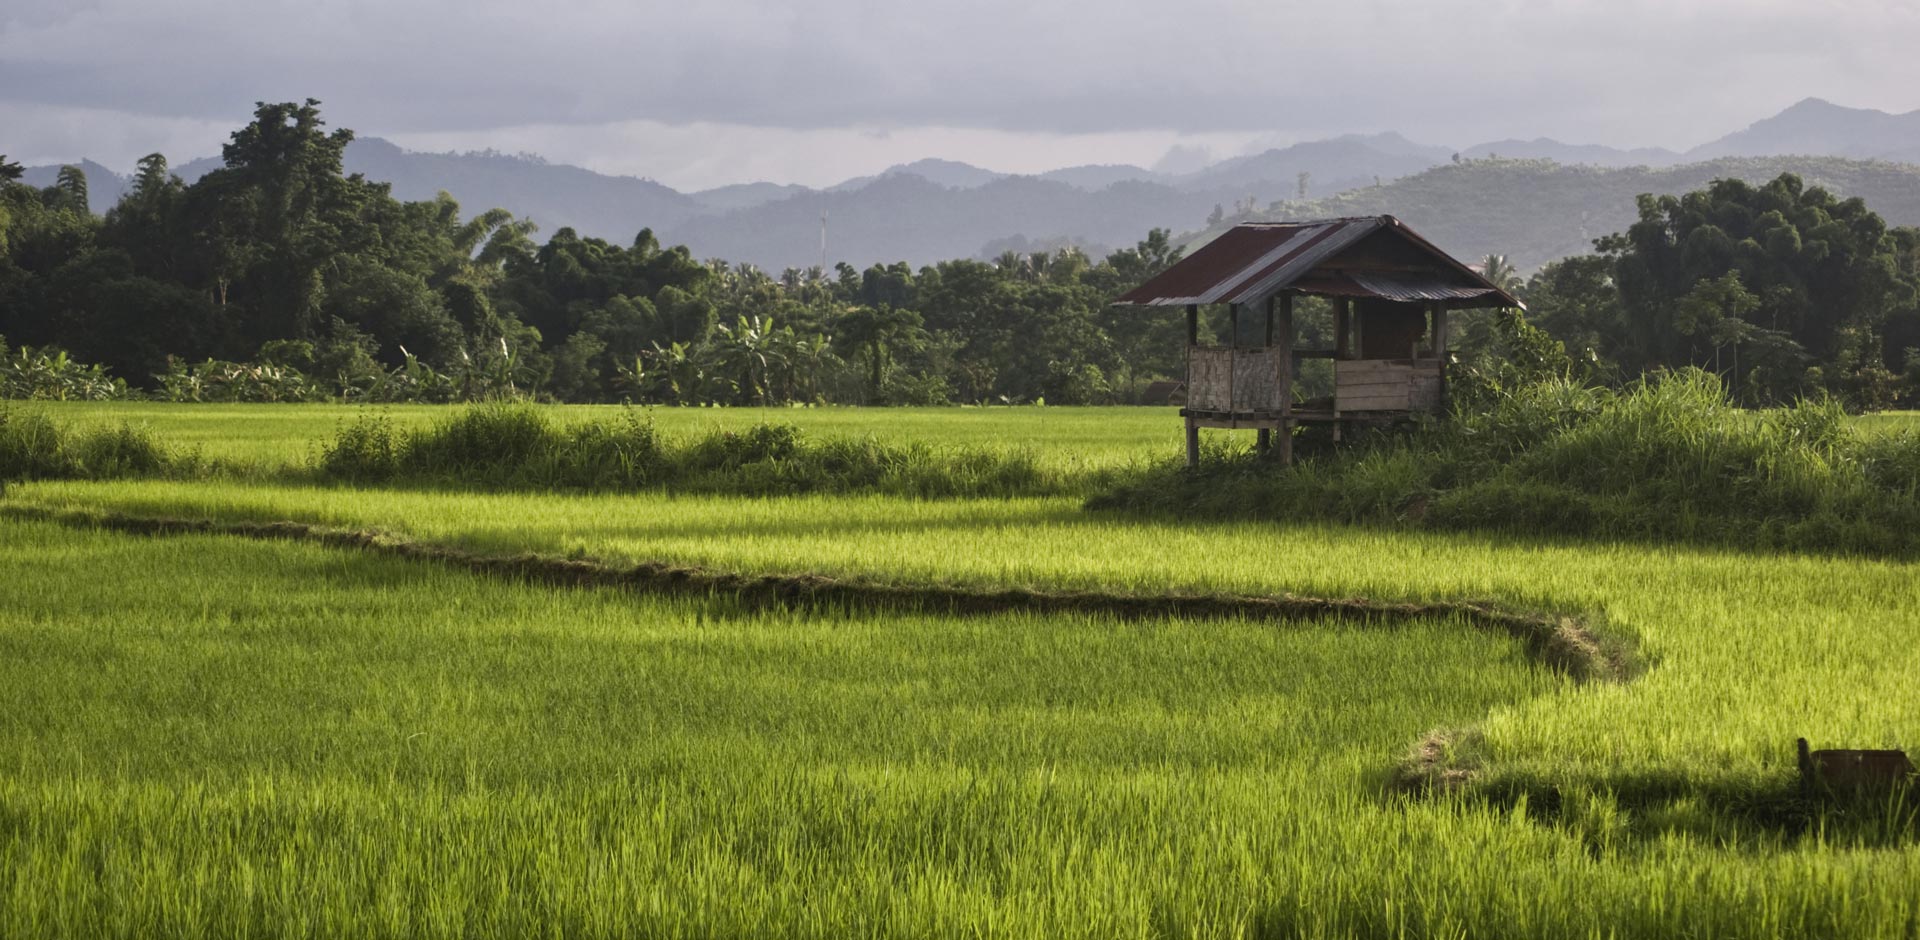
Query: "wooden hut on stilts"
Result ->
[[1112, 215, 1521, 466]]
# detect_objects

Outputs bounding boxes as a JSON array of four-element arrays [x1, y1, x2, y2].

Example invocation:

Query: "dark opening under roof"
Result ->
[[1113, 215, 1521, 309]]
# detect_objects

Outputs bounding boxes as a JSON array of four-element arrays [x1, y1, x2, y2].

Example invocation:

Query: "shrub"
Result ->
[[0, 410, 68, 480], [559, 413, 666, 489], [319, 414, 400, 483], [313, 406, 1064, 499], [0, 409, 171, 481], [69, 424, 169, 477], [400, 404, 559, 483]]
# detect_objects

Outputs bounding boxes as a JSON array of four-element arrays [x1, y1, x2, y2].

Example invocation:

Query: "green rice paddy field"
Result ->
[[28, 402, 1185, 471], [6, 403, 1920, 937]]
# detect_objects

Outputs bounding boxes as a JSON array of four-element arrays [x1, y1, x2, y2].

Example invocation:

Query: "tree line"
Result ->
[[5, 100, 1920, 408], [0, 101, 1187, 405], [1503, 173, 1920, 407]]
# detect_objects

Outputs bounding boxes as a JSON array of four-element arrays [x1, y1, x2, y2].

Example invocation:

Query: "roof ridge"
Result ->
[[1115, 213, 1519, 309], [1236, 214, 1395, 227]]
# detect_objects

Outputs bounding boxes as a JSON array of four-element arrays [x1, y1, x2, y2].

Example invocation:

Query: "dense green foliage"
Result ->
[[0, 335, 129, 400], [1525, 175, 1920, 405], [1094, 369, 1920, 555], [1, 103, 1188, 407]]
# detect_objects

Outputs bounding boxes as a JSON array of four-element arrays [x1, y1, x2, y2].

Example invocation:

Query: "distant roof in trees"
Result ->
[[1113, 215, 1519, 308]]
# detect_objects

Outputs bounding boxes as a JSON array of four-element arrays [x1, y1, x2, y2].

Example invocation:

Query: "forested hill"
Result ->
[[182, 139, 708, 237], [22, 98, 1920, 273], [665, 174, 1249, 272], [1218, 156, 1920, 271]]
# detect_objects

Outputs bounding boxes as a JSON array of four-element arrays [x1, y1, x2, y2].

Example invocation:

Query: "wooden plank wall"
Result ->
[[1335, 359, 1444, 412]]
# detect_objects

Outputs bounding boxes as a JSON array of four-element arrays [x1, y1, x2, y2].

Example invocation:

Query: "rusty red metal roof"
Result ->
[[1113, 215, 1520, 308]]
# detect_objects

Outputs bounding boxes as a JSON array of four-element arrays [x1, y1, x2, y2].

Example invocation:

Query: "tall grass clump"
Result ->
[[318, 404, 1061, 498], [1092, 368, 1920, 556], [0, 409, 173, 482]]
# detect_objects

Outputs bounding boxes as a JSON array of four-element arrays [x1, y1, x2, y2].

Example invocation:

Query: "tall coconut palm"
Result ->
[[1479, 254, 1523, 295]]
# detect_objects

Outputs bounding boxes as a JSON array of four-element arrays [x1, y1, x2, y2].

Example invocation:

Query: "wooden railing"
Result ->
[[1334, 358, 1443, 413], [1186, 350, 1445, 417]]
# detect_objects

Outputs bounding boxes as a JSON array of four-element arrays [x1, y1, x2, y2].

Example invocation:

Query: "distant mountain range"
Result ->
[[1231, 156, 1920, 273], [22, 98, 1920, 272]]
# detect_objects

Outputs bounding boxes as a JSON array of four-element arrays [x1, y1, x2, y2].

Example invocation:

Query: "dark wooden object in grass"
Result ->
[[1797, 737, 1917, 796]]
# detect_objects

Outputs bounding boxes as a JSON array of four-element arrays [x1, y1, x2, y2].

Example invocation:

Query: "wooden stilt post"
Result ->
[[1432, 302, 1451, 402], [1257, 295, 1276, 455], [1333, 297, 1351, 444], [1335, 298, 1352, 360], [1277, 292, 1295, 466], [1183, 303, 1198, 466], [1224, 303, 1237, 416]]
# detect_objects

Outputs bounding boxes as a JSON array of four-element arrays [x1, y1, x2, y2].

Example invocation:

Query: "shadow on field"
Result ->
[[1394, 745, 1920, 853]]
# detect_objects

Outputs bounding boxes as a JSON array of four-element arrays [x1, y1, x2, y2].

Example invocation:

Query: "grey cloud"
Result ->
[[1, 0, 1916, 151]]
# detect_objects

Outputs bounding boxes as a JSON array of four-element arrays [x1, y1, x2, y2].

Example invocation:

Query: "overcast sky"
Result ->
[[3, 0, 1917, 190]]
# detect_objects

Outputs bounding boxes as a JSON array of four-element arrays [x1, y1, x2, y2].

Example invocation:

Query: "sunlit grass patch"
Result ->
[[1, 515, 1566, 938]]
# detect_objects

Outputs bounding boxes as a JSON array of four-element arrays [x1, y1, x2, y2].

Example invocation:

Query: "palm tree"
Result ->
[[788, 333, 841, 403], [53, 165, 88, 212], [835, 305, 923, 401], [707, 314, 791, 405], [1479, 254, 1523, 295], [1027, 250, 1053, 284], [644, 340, 702, 403]]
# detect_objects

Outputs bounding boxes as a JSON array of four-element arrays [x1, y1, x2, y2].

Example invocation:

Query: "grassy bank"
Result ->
[[1094, 370, 1920, 556]]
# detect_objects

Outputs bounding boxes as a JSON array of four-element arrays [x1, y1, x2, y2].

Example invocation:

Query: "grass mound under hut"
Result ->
[[1091, 369, 1920, 556]]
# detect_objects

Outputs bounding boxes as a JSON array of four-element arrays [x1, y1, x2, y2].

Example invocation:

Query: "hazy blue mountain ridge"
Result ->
[[20, 97, 1920, 271]]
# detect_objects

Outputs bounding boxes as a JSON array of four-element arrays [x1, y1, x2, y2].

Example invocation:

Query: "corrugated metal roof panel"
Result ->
[[1113, 215, 1520, 309], [1113, 218, 1385, 306], [1293, 273, 1504, 303]]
